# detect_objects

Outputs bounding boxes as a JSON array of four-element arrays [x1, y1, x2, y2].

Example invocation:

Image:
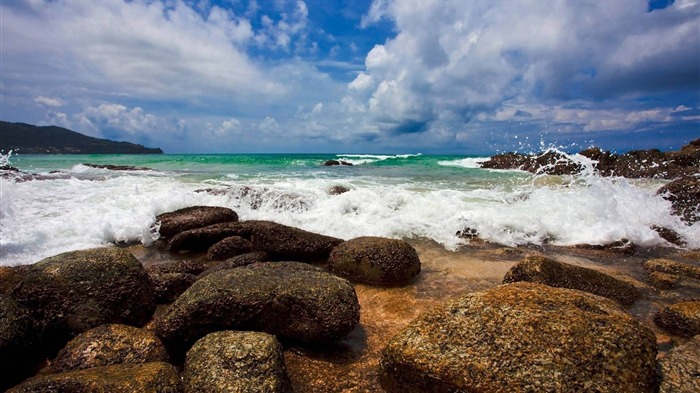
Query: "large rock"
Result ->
[[380, 282, 658, 393], [658, 335, 700, 393], [145, 260, 207, 275], [654, 300, 700, 337], [156, 206, 238, 239], [150, 273, 198, 304], [657, 176, 700, 224], [644, 258, 700, 280], [503, 256, 641, 307], [7, 362, 182, 393], [10, 247, 156, 347], [199, 251, 269, 277], [207, 236, 253, 260], [328, 237, 421, 285], [52, 324, 169, 373], [0, 265, 28, 294], [154, 262, 359, 354], [0, 295, 44, 391], [183, 331, 291, 393], [170, 220, 343, 262]]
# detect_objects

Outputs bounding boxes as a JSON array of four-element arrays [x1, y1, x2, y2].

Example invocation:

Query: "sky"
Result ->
[[1, 0, 698, 154]]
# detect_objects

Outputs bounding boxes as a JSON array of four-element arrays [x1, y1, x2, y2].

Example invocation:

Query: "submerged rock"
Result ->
[[658, 335, 700, 393], [52, 324, 169, 373], [503, 256, 641, 307], [10, 248, 156, 348], [323, 160, 353, 166], [7, 362, 182, 393], [654, 300, 700, 338], [328, 237, 421, 285], [648, 271, 681, 290], [206, 236, 253, 261], [82, 163, 152, 171], [183, 331, 291, 393], [657, 176, 700, 224], [380, 282, 658, 393], [156, 206, 239, 239], [149, 273, 198, 304], [154, 262, 360, 354]]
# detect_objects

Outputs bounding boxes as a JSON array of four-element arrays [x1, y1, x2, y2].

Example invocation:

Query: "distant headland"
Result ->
[[0, 121, 163, 154]]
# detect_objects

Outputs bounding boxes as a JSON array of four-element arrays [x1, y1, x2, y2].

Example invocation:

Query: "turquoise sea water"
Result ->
[[1, 152, 697, 265]]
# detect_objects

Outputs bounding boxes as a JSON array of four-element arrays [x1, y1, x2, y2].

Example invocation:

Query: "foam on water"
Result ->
[[438, 157, 489, 169], [1, 151, 697, 266], [335, 153, 422, 165]]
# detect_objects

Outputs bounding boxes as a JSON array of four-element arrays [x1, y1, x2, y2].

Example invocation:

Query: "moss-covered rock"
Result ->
[[328, 237, 421, 285], [52, 324, 169, 373], [654, 300, 700, 337], [154, 262, 359, 354], [149, 272, 198, 304], [183, 331, 291, 393], [156, 206, 238, 239], [0, 295, 44, 391], [658, 335, 700, 393], [206, 236, 253, 260], [10, 248, 156, 348], [7, 362, 182, 393], [648, 271, 681, 290], [145, 259, 207, 275], [644, 258, 700, 280], [503, 256, 641, 306], [199, 251, 269, 277], [380, 282, 658, 393], [169, 222, 252, 252]]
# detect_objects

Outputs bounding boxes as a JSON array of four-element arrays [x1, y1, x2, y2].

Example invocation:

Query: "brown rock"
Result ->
[[183, 331, 291, 393], [648, 271, 681, 290], [0, 295, 44, 390], [149, 273, 197, 304], [380, 282, 658, 393], [654, 300, 700, 337], [329, 185, 350, 195], [659, 335, 700, 393], [200, 252, 270, 277], [156, 206, 239, 239], [145, 260, 207, 275], [503, 256, 641, 307], [644, 259, 700, 280], [7, 362, 182, 393], [328, 237, 421, 285], [168, 222, 252, 252], [657, 176, 700, 224], [0, 265, 28, 294], [206, 236, 253, 261], [52, 324, 169, 373]]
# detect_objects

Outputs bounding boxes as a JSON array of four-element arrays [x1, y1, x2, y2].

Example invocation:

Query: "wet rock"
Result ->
[[652, 225, 687, 247], [83, 163, 152, 171], [156, 206, 239, 239], [657, 176, 700, 224], [0, 265, 28, 294], [380, 282, 658, 393], [648, 271, 681, 290], [0, 295, 44, 391], [503, 256, 641, 307], [154, 262, 359, 354], [200, 251, 269, 277], [658, 335, 700, 393], [7, 362, 182, 393], [52, 324, 169, 373], [207, 236, 253, 261], [328, 237, 421, 285], [183, 331, 291, 393], [644, 259, 700, 281], [479, 152, 530, 171], [145, 260, 207, 275], [149, 273, 198, 304], [169, 222, 252, 252], [324, 160, 353, 166], [329, 185, 350, 195], [573, 239, 637, 256], [654, 300, 700, 338], [10, 248, 156, 348]]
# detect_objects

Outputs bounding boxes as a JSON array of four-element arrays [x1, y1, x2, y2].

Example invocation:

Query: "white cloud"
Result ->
[[259, 116, 279, 132], [78, 103, 158, 135], [254, 0, 309, 51], [217, 118, 241, 135], [34, 96, 62, 107], [348, 73, 373, 91]]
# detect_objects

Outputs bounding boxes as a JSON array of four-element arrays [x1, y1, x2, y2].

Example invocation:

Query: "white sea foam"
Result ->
[[1, 154, 697, 266], [437, 157, 490, 169], [336, 153, 422, 165]]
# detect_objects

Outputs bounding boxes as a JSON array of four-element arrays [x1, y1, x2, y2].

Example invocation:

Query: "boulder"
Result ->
[[654, 300, 700, 337], [328, 237, 421, 285], [183, 331, 291, 393], [6, 362, 182, 393], [479, 152, 529, 171], [207, 236, 253, 261], [10, 247, 156, 347], [200, 252, 269, 277], [329, 185, 350, 195], [156, 206, 239, 239], [380, 282, 658, 393], [169, 222, 252, 252], [657, 176, 700, 224], [323, 160, 352, 166], [644, 259, 700, 280], [52, 324, 169, 373], [154, 262, 359, 354], [0, 295, 44, 391], [0, 265, 28, 294], [648, 271, 680, 290], [150, 273, 198, 304], [651, 225, 686, 247], [658, 335, 700, 393], [503, 256, 641, 307], [145, 260, 207, 275]]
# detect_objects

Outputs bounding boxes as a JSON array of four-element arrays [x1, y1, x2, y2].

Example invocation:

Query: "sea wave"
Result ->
[[437, 157, 490, 169], [335, 153, 422, 165]]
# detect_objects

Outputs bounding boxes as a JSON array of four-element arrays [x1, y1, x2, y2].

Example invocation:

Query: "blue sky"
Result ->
[[1, 0, 698, 154]]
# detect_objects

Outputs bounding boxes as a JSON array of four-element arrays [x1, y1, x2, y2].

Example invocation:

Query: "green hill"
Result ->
[[0, 121, 163, 154]]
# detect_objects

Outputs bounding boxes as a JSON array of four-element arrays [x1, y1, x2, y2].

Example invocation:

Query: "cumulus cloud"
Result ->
[[34, 96, 62, 107]]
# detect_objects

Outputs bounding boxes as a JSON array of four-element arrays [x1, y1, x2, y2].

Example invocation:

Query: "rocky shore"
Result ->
[[1, 204, 699, 392]]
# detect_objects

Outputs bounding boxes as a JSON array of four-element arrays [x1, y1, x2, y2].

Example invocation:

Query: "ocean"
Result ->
[[1, 152, 698, 266]]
